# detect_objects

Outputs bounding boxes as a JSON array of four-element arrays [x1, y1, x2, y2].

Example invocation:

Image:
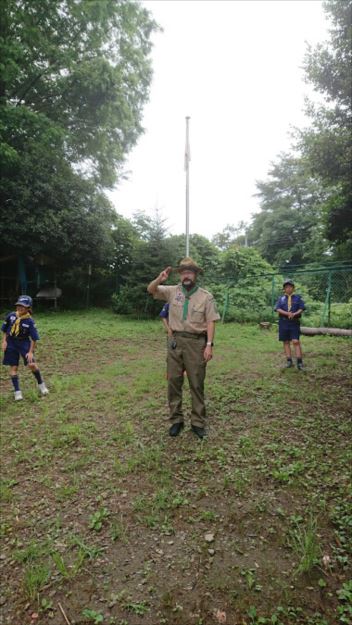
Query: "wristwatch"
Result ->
[[206, 341, 214, 346]]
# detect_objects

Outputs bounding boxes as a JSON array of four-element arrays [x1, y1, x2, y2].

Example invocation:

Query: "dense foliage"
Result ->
[[214, 0, 352, 266], [300, 0, 352, 256], [0, 1, 350, 318], [248, 154, 328, 266], [0, 0, 157, 264]]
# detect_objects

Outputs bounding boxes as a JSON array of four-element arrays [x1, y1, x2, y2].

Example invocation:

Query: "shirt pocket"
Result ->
[[190, 307, 204, 323]]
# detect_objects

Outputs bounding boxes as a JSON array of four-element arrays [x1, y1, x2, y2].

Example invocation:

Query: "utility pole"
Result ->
[[185, 116, 190, 256]]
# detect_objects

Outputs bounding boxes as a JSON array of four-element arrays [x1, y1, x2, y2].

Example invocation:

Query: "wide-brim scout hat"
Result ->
[[176, 257, 203, 274], [283, 279, 295, 287], [15, 295, 33, 307]]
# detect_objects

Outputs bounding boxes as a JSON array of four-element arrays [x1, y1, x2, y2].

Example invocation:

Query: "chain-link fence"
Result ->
[[220, 264, 352, 328]]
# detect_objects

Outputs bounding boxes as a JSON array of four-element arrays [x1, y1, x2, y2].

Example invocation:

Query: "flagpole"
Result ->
[[185, 116, 190, 256]]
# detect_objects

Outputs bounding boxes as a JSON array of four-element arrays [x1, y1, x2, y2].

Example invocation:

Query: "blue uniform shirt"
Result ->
[[274, 294, 305, 320], [159, 303, 169, 319], [2, 312, 40, 346]]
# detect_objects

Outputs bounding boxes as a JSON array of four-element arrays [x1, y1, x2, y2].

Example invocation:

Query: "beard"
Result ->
[[182, 278, 195, 290]]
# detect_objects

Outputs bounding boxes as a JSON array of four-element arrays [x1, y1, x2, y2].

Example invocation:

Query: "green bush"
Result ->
[[329, 302, 352, 328], [112, 285, 163, 317], [216, 282, 274, 323], [293, 301, 351, 328]]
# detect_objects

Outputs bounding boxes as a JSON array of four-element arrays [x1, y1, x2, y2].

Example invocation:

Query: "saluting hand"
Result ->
[[158, 266, 172, 283]]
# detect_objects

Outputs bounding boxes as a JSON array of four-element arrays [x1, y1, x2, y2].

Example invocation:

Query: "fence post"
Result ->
[[222, 288, 229, 323], [271, 275, 276, 321], [327, 271, 332, 326], [321, 271, 332, 327]]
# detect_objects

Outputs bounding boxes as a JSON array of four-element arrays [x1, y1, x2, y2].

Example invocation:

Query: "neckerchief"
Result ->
[[10, 312, 31, 337], [286, 294, 292, 312], [181, 285, 199, 320]]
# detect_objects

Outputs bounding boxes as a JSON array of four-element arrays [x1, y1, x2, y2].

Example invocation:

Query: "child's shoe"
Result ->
[[285, 359, 293, 368], [14, 390, 23, 401], [297, 362, 304, 370], [38, 382, 49, 396]]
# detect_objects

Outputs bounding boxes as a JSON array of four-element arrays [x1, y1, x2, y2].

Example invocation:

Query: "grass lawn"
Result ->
[[0, 309, 351, 625]]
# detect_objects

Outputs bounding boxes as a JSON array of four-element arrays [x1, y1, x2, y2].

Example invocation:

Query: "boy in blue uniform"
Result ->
[[1, 295, 49, 400], [159, 302, 172, 337], [274, 279, 305, 370]]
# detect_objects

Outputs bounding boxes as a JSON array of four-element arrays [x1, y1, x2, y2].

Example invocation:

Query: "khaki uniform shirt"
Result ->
[[154, 285, 220, 333]]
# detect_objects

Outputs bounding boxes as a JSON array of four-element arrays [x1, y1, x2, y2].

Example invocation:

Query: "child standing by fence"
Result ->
[[275, 279, 305, 370], [1, 296, 49, 400]]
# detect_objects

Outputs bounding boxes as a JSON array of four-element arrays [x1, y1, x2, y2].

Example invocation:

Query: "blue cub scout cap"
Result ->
[[283, 279, 294, 288], [15, 295, 33, 307]]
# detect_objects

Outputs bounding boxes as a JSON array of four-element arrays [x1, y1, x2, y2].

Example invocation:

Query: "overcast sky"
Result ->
[[109, 0, 329, 240]]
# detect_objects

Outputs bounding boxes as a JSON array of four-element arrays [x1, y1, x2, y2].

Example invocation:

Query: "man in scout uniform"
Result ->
[[274, 279, 305, 370], [147, 257, 220, 438]]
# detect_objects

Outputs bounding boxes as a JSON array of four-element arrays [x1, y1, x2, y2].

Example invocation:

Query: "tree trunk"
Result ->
[[301, 327, 352, 337]]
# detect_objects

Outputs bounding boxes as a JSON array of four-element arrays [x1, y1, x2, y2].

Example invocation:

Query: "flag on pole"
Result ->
[[184, 118, 191, 171], [185, 116, 190, 256]]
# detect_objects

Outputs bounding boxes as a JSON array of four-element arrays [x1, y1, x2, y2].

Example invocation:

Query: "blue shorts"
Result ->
[[2, 341, 34, 367], [278, 322, 301, 342]]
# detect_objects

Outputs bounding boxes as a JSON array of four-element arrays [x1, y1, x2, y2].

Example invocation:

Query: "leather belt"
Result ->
[[173, 331, 206, 339]]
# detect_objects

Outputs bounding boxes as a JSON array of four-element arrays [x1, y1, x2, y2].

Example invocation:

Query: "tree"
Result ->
[[0, 0, 157, 185], [219, 246, 273, 283], [112, 210, 171, 315], [132, 209, 169, 242], [111, 215, 222, 315], [247, 1, 352, 266], [0, 0, 157, 265], [212, 222, 249, 251], [0, 116, 116, 265], [166, 234, 221, 279], [111, 214, 139, 292], [249, 153, 329, 266], [299, 0, 352, 251], [215, 246, 274, 323]]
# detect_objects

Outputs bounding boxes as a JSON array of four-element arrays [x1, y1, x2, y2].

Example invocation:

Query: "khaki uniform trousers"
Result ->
[[167, 333, 207, 428]]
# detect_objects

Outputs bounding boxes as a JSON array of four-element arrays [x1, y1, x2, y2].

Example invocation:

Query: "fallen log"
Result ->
[[301, 326, 352, 337]]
